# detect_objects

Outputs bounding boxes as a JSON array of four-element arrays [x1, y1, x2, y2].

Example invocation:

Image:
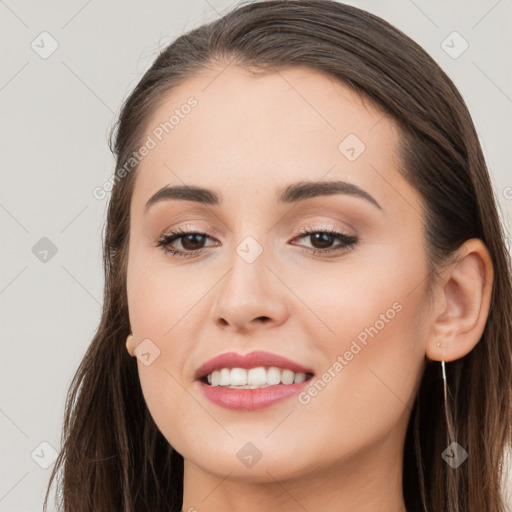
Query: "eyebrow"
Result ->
[[144, 179, 382, 212]]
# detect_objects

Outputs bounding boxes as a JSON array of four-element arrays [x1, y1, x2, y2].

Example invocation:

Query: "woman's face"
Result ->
[[126, 65, 431, 482]]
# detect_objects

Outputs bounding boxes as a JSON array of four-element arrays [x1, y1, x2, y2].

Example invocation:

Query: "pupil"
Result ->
[[182, 234, 204, 250], [312, 233, 333, 249]]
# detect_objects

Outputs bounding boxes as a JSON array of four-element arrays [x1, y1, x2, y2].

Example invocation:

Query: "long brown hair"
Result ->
[[44, 1, 512, 510]]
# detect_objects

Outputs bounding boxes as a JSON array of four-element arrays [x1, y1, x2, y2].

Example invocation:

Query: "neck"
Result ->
[[181, 435, 407, 512]]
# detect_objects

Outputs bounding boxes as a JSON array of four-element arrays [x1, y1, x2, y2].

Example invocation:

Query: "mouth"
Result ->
[[195, 351, 315, 410], [200, 367, 315, 388]]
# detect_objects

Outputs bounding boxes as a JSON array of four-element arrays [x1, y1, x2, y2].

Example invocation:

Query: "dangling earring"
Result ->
[[438, 342, 456, 444], [438, 343, 467, 473], [441, 360, 450, 437]]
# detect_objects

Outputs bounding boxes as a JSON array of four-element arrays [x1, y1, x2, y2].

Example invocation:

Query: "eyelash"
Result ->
[[155, 225, 358, 259]]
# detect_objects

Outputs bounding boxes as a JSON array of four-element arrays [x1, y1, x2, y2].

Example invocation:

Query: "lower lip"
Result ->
[[197, 379, 311, 411]]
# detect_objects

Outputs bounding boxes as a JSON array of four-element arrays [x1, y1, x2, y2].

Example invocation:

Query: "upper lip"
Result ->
[[194, 350, 315, 380]]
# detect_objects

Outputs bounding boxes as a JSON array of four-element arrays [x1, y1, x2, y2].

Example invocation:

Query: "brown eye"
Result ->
[[292, 227, 358, 255], [308, 232, 338, 250], [179, 233, 207, 251], [156, 228, 216, 258]]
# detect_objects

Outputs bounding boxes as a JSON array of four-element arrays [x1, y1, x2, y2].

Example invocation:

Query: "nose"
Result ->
[[210, 246, 289, 333]]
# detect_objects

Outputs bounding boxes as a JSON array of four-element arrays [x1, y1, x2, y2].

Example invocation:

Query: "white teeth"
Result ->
[[281, 369, 295, 385], [230, 368, 247, 386], [293, 372, 307, 383], [247, 367, 267, 386], [205, 366, 309, 388], [219, 368, 230, 386], [267, 366, 281, 385]]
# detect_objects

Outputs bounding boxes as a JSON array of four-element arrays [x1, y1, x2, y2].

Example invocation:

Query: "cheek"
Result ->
[[126, 252, 215, 448], [286, 247, 425, 355], [290, 300, 426, 464], [290, 253, 427, 434], [126, 247, 205, 338]]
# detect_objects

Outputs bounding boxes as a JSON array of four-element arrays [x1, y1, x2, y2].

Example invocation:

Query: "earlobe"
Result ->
[[425, 238, 493, 362], [126, 334, 136, 357]]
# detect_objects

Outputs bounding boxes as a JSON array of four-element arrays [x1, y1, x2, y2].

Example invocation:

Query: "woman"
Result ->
[[44, 1, 512, 511]]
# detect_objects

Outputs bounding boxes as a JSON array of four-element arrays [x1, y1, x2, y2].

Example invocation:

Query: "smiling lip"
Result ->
[[194, 350, 314, 380], [197, 380, 311, 410], [194, 350, 314, 411]]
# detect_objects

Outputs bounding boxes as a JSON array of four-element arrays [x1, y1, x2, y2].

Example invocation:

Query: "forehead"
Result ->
[[130, 64, 413, 215], [143, 64, 387, 151]]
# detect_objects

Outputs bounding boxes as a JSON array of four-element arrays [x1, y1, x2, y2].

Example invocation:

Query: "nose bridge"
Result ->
[[227, 207, 269, 268], [211, 229, 288, 330], [223, 231, 269, 304]]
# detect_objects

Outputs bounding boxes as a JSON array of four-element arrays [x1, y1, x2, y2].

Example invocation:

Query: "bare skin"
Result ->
[[124, 64, 493, 512]]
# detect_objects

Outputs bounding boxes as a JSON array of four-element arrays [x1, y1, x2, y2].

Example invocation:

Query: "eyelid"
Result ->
[[158, 221, 355, 240], [284, 211, 358, 234], [157, 215, 358, 241], [158, 221, 218, 238], [294, 222, 354, 236]]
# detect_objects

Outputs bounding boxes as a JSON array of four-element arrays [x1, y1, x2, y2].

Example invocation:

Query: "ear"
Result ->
[[126, 334, 136, 357], [425, 238, 493, 362]]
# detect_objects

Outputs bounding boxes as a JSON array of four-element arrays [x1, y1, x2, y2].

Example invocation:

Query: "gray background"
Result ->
[[1, 1, 511, 510]]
